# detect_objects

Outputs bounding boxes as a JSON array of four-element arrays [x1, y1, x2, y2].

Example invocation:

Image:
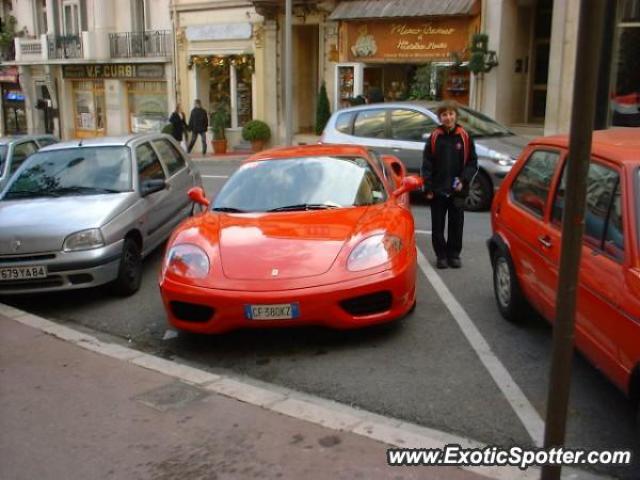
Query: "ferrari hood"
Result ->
[[218, 209, 367, 280]]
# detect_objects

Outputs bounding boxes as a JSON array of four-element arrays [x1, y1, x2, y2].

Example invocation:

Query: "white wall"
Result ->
[[11, 0, 37, 37]]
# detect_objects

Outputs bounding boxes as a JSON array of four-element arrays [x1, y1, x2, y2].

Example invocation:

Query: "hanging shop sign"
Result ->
[[62, 64, 165, 80], [342, 18, 474, 62], [0, 66, 19, 83]]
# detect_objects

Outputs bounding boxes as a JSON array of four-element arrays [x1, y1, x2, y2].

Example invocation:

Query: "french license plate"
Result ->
[[0, 265, 48, 281], [244, 303, 300, 320]]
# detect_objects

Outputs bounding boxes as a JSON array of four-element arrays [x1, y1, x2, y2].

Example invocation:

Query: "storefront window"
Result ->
[[127, 81, 168, 133], [2, 84, 26, 134], [205, 55, 254, 128], [611, 0, 640, 126], [338, 66, 356, 106], [209, 63, 230, 128], [72, 80, 105, 136], [236, 63, 253, 127]]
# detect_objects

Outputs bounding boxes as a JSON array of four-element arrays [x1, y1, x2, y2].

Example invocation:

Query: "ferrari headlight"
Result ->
[[347, 234, 403, 271], [487, 152, 515, 167], [63, 228, 105, 252], [164, 244, 210, 279]]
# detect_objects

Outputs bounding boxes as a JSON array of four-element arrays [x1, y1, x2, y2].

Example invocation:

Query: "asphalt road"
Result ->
[[4, 158, 638, 479]]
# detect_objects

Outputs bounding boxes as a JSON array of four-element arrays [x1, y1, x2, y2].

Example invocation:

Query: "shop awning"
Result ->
[[329, 0, 479, 20]]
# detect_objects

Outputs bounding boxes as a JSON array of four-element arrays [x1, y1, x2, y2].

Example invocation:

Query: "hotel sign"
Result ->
[[343, 18, 473, 62], [62, 64, 165, 80]]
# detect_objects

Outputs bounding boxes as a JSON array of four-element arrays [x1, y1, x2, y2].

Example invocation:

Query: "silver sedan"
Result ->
[[0, 133, 202, 296]]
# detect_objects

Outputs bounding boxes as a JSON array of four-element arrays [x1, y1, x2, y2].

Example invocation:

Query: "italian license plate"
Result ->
[[0, 265, 48, 281], [244, 303, 300, 320]]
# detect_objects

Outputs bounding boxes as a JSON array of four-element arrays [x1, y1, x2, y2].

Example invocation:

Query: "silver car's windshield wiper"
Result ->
[[267, 203, 340, 212], [3, 189, 62, 199], [49, 186, 122, 195], [212, 206, 247, 213]]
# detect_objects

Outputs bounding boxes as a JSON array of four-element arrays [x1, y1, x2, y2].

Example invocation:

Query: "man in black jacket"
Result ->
[[187, 99, 209, 155], [422, 101, 478, 269]]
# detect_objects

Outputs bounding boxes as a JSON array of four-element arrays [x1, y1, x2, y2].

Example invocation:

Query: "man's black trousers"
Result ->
[[430, 194, 464, 260], [188, 132, 207, 154]]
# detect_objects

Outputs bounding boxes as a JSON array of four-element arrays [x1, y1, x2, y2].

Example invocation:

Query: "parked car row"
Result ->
[[1, 125, 638, 429]]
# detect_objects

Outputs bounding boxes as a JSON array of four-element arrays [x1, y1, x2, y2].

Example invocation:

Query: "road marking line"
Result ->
[[201, 174, 229, 178], [415, 229, 432, 235], [2, 303, 608, 479], [416, 249, 545, 446]]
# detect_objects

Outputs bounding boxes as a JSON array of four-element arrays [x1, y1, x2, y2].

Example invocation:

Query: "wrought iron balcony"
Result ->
[[109, 30, 171, 58], [47, 35, 83, 59]]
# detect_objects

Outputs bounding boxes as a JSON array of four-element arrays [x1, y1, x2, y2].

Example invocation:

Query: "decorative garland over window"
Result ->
[[187, 54, 255, 72]]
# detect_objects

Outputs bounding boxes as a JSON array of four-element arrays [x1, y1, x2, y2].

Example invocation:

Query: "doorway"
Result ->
[[293, 25, 318, 134], [528, 0, 553, 123]]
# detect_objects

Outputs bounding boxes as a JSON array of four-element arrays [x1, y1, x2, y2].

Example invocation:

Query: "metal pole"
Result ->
[[541, 1, 606, 479], [284, 0, 293, 146]]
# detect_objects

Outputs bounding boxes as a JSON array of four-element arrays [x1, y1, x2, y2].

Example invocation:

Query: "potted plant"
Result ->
[[242, 119, 271, 152], [210, 105, 229, 155], [0, 15, 17, 61]]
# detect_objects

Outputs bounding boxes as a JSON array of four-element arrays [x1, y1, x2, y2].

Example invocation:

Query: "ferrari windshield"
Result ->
[[3, 146, 132, 200], [213, 156, 387, 213]]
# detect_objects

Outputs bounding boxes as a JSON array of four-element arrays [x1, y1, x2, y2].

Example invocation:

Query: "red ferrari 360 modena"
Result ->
[[159, 144, 423, 334]]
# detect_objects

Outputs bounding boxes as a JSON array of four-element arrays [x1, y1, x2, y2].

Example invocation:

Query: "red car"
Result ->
[[159, 144, 423, 334], [488, 128, 640, 418]]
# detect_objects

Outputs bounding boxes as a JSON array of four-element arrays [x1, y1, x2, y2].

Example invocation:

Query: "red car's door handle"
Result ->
[[538, 235, 552, 248]]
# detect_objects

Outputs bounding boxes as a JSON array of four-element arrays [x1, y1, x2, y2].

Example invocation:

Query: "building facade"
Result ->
[[2, 0, 173, 140], [1, 0, 636, 142], [471, 0, 639, 135]]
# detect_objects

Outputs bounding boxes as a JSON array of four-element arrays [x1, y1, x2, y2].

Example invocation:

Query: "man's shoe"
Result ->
[[448, 258, 462, 268], [436, 258, 448, 269]]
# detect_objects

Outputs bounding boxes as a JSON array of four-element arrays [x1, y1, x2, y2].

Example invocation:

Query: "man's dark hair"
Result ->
[[436, 100, 460, 117]]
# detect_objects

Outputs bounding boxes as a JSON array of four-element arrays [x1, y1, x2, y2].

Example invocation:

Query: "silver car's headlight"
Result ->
[[486, 152, 515, 167], [63, 228, 105, 252]]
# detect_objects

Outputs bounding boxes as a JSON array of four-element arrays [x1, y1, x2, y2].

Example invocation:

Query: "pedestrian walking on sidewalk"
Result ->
[[421, 100, 478, 269], [187, 99, 209, 155], [169, 104, 189, 150]]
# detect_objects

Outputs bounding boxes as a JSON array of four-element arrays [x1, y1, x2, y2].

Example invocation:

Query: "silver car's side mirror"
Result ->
[[141, 179, 166, 196]]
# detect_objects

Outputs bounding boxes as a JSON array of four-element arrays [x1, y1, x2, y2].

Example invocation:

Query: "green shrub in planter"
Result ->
[[210, 105, 230, 140], [242, 120, 271, 142], [161, 123, 174, 135], [315, 82, 331, 135]]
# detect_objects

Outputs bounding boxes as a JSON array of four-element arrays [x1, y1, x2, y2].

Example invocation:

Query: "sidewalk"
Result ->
[[0, 311, 490, 480]]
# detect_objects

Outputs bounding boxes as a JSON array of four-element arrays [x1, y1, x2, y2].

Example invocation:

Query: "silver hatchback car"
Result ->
[[0, 134, 202, 296], [321, 101, 528, 211], [0, 135, 59, 192]]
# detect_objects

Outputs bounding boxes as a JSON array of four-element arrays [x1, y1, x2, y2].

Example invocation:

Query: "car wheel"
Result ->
[[111, 238, 142, 297], [465, 172, 493, 211], [492, 246, 527, 322]]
